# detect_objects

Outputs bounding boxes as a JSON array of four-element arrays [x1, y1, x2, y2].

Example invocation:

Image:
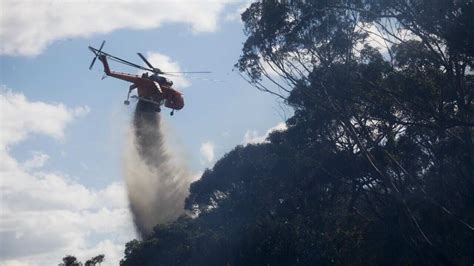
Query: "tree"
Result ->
[[121, 1, 473, 265], [85, 254, 105, 266], [237, 0, 473, 264], [60, 255, 82, 266], [59, 254, 105, 266]]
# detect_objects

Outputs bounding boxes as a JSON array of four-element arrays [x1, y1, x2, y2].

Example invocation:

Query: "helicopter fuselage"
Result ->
[[100, 56, 184, 110]]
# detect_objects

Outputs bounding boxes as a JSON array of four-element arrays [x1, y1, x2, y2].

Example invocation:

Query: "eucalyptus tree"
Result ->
[[237, 1, 474, 264]]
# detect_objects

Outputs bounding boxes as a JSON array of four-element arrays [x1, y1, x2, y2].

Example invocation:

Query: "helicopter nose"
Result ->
[[173, 95, 184, 110]]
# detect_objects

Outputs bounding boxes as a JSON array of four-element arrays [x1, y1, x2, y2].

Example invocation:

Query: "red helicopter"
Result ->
[[88, 41, 209, 115]]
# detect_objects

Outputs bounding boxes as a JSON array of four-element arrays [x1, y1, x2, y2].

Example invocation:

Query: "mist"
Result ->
[[122, 101, 193, 238]]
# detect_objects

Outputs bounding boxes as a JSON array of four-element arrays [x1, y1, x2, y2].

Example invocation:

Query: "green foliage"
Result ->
[[121, 1, 474, 265], [60, 255, 81, 266], [85, 254, 105, 266], [60, 254, 105, 266]]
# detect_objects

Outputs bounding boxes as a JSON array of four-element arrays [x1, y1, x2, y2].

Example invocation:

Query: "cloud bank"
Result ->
[[243, 122, 287, 145], [0, 88, 134, 266], [0, 0, 232, 56], [138, 52, 191, 89], [200, 141, 215, 164]]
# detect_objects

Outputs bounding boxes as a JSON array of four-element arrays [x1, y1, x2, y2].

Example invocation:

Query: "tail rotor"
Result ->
[[88, 40, 106, 70]]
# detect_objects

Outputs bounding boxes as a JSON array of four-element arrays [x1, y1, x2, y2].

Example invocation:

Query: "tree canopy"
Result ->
[[59, 254, 105, 266], [121, 1, 473, 265]]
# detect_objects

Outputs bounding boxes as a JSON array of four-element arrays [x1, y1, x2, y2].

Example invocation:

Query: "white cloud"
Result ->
[[259, 59, 281, 78], [190, 171, 203, 183], [200, 141, 215, 164], [140, 52, 191, 89], [224, 1, 252, 22], [354, 22, 419, 56], [0, 0, 233, 56], [72, 106, 91, 117], [22, 152, 49, 169], [243, 130, 264, 144], [0, 88, 89, 148], [243, 122, 287, 145], [0, 89, 135, 265], [1, 260, 29, 266]]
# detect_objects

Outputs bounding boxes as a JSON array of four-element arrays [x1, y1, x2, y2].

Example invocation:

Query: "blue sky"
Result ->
[[0, 1, 290, 265]]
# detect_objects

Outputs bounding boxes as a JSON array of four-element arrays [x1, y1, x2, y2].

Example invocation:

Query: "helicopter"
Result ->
[[88, 41, 209, 115]]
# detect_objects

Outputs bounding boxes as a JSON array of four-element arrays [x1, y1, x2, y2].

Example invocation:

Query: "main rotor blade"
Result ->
[[91, 49, 153, 72], [107, 55, 151, 71], [88, 43, 158, 73], [137, 52, 154, 69], [163, 71, 211, 74]]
